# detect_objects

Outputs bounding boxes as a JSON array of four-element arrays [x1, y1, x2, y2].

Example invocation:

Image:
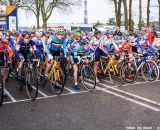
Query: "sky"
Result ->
[[18, 0, 159, 27]]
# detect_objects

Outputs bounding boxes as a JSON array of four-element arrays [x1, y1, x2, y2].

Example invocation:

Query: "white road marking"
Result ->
[[4, 88, 16, 102], [87, 78, 160, 108], [3, 90, 90, 105], [100, 79, 114, 85], [98, 82, 160, 106], [31, 85, 48, 97], [64, 87, 77, 93], [96, 87, 160, 112]]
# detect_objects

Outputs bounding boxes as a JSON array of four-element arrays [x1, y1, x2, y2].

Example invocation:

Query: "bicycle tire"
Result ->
[[108, 65, 124, 86], [81, 65, 96, 91], [25, 69, 38, 101], [141, 60, 159, 82], [121, 62, 137, 84], [51, 68, 65, 95]]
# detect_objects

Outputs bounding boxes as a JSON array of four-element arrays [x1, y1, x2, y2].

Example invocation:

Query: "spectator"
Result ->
[[114, 26, 122, 36]]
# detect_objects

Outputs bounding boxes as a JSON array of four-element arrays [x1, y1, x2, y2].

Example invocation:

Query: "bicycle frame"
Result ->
[[48, 57, 61, 81], [103, 55, 118, 76]]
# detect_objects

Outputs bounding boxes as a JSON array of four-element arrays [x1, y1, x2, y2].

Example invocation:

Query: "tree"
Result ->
[[129, 0, 133, 30], [40, 0, 80, 29], [147, 0, 151, 27], [5, 0, 28, 7], [112, 0, 122, 27], [122, 0, 128, 30], [23, 0, 41, 29], [130, 18, 135, 29], [141, 20, 146, 27], [107, 18, 116, 25], [94, 21, 102, 27], [139, 0, 142, 31]]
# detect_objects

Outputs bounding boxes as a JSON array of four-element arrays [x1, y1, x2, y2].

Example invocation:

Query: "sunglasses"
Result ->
[[24, 37, 30, 39], [74, 38, 79, 40]]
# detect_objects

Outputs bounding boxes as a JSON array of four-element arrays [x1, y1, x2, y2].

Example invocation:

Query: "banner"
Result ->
[[9, 16, 16, 31]]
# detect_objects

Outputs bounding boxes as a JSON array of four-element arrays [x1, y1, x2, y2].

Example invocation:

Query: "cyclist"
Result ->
[[0, 34, 14, 97], [67, 35, 92, 89], [44, 29, 66, 77], [32, 32, 44, 60], [90, 30, 103, 82], [15, 33, 37, 78]]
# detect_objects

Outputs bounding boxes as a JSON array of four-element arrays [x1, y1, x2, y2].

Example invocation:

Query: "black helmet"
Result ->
[[80, 38, 90, 45], [94, 30, 101, 36]]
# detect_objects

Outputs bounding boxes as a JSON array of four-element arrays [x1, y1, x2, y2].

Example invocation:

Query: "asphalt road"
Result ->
[[0, 73, 160, 130]]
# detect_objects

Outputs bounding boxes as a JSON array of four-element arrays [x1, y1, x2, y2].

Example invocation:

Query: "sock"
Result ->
[[75, 82, 78, 85]]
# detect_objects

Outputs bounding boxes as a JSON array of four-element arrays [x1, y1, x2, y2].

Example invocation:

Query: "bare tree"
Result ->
[[139, 0, 142, 31], [112, 0, 122, 27], [129, 0, 132, 30], [23, 0, 41, 29], [147, 0, 151, 27], [5, 0, 28, 7], [40, 0, 80, 29], [122, 0, 128, 30]]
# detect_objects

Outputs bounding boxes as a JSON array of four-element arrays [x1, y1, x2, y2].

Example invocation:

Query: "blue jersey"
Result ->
[[8, 37, 15, 51], [34, 40, 43, 52], [18, 40, 35, 54], [45, 36, 66, 56]]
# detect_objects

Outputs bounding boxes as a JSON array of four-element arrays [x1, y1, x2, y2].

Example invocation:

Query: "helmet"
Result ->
[[105, 30, 114, 35], [94, 30, 101, 36], [140, 30, 148, 35], [56, 29, 65, 35], [113, 36, 120, 40], [80, 38, 90, 45], [157, 31, 160, 35], [6, 32, 10, 36], [35, 32, 42, 37], [128, 36, 135, 41], [72, 33, 81, 40], [122, 30, 129, 36], [141, 41, 148, 48], [121, 42, 130, 50]]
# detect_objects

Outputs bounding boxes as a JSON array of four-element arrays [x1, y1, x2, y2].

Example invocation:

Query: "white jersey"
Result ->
[[100, 36, 119, 54], [89, 37, 101, 51], [153, 38, 160, 48]]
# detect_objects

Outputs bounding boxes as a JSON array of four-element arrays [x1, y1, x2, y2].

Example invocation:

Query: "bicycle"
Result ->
[[16, 55, 39, 101], [97, 54, 124, 86], [39, 52, 66, 95], [120, 50, 137, 84], [67, 52, 96, 90], [0, 50, 7, 105], [133, 53, 159, 82]]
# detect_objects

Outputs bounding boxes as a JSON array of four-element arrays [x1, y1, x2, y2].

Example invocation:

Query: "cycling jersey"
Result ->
[[16, 40, 36, 60], [0, 40, 13, 58], [67, 41, 91, 64], [45, 36, 65, 56]]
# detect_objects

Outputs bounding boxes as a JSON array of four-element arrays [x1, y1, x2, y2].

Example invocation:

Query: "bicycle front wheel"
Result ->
[[26, 69, 38, 101], [121, 62, 137, 84], [108, 65, 124, 86], [141, 60, 159, 82], [0, 75, 3, 105], [51, 68, 65, 95], [81, 65, 96, 91]]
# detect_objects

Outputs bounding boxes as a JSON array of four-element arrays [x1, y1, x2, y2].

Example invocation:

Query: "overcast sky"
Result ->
[[18, 0, 159, 27]]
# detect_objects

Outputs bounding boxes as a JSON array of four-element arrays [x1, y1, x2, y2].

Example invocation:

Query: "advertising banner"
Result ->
[[9, 16, 16, 31]]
